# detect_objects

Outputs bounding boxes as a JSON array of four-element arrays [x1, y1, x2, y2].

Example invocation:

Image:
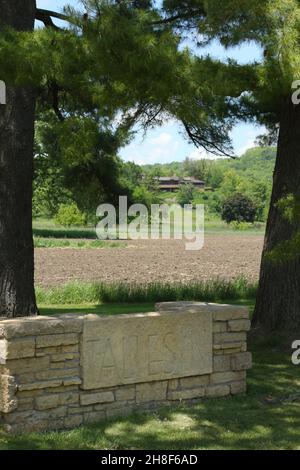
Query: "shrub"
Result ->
[[177, 183, 195, 206], [54, 203, 87, 227], [221, 193, 257, 224]]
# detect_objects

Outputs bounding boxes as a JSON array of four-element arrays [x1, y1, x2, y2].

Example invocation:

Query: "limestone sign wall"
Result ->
[[81, 310, 212, 389], [0, 302, 252, 433]]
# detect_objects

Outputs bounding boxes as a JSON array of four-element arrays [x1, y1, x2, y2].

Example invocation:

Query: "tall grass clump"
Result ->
[[36, 277, 257, 305]]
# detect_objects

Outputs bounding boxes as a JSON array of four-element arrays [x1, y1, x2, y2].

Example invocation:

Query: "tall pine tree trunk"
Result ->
[[0, 0, 38, 317], [253, 96, 300, 331]]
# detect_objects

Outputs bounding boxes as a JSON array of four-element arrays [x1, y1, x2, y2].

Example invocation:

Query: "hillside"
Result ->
[[142, 147, 277, 221]]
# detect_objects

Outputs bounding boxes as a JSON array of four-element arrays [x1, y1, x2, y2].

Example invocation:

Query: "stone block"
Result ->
[[115, 386, 136, 401], [168, 387, 205, 401], [210, 371, 246, 385], [214, 332, 247, 344], [213, 322, 227, 333], [18, 379, 62, 391], [35, 368, 79, 381], [5, 356, 50, 373], [0, 374, 18, 413], [179, 375, 209, 389], [0, 316, 83, 339], [213, 355, 231, 372], [136, 381, 167, 403], [231, 352, 252, 371], [80, 391, 114, 406], [0, 338, 35, 361], [212, 305, 249, 321], [81, 309, 212, 390], [63, 377, 82, 386], [228, 320, 251, 332], [206, 384, 230, 397], [35, 392, 78, 410], [36, 333, 78, 349]]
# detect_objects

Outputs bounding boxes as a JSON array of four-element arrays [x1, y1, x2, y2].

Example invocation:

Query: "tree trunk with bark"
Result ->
[[0, 0, 38, 317], [253, 96, 300, 331]]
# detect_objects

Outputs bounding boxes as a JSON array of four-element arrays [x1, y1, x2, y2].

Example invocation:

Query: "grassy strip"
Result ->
[[39, 302, 156, 316], [33, 228, 97, 239], [1, 340, 299, 450], [34, 238, 125, 249], [36, 278, 257, 305]]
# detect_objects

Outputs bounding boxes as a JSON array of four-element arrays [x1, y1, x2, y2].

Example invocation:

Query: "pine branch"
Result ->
[[35, 8, 78, 29], [183, 121, 235, 158], [150, 9, 205, 27]]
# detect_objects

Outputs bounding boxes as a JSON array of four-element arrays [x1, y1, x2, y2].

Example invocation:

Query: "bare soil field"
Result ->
[[35, 233, 264, 287]]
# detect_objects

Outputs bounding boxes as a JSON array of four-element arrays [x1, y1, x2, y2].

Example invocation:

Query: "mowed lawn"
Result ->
[[1, 300, 300, 450]]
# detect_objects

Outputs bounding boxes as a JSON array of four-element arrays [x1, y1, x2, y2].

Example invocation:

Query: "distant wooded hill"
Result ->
[[141, 147, 277, 221]]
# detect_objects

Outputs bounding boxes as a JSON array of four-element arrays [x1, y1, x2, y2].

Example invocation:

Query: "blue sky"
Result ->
[[37, 0, 266, 164]]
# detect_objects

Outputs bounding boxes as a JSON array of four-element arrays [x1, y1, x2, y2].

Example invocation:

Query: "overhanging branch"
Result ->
[[35, 8, 79, 29]]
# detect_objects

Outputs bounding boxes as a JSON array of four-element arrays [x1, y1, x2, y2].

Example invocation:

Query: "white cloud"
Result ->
[[188, 148, 215, 160], [149, 132, 172, 146]]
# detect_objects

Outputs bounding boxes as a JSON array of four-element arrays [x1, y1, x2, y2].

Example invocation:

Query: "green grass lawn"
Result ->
[[34, 238, 126, 249], [40, 302, 155, 316], [1, 335, 299, 450], [33, 216, 266, 240]]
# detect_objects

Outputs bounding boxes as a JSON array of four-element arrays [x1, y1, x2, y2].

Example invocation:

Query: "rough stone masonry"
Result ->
[[0, 302, 252, 433]]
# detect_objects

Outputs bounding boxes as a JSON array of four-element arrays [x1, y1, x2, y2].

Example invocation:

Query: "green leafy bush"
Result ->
[[177, 183, 195, 206], [54, 203, 87, 227], [221, 193, 257, 224]]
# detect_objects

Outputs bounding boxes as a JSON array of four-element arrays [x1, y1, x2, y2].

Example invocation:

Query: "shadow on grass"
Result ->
[[1, 347, 300, 450]]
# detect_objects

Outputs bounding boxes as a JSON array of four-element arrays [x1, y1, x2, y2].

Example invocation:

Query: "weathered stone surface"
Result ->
[[231, 352, 252, 371], [0, 338, 35, 362], [156, 303, 248, 322], [81, 310, 212, 389], [0, 374, 18, 413], [231, 380, 247, 395], [115, 386, 136, 401], [206, 384, 230, 397], [210, 371, 246, 385], [35, 392, 78, 410], [168, 378, 179, 391], [213, 322, 227, 333], [0, 341, 6, 364], [5, 356, 50, 373], [213, 355, 231, 372], [80, 391, 114, 406], [228, 320, 251, 332], [17, 397, 34, 411], [35, 368, 79, 381], [0, 316, 83, 339], [50, 353, 79, 363], [214, 332, 247, 344], [214, 343, 246, 352], [18, 379, 62, 391], [136, 381, 167, 403], [168, 387, 205, 401], [179, 375, 209, 389], [36, 333, 78, 349], [212, 305, 249, 321], [63, 377, 82, 386]]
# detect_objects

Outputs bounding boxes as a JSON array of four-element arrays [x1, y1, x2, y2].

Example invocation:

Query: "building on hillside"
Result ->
[[155, 176, 205, 192]]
